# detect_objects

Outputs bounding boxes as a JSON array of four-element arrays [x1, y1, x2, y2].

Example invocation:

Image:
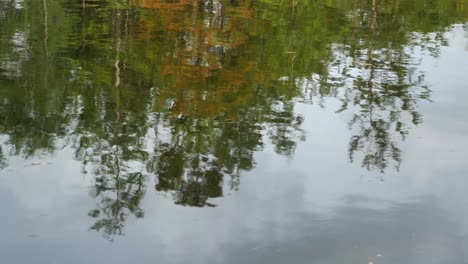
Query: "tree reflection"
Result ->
[[0, 0, 466, 239], [296, 0, 439, 171]]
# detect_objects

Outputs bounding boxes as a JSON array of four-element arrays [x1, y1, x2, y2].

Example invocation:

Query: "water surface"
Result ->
[[0, 0, 467, 263]]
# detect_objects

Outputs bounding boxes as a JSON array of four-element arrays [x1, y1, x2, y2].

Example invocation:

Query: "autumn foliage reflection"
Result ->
[[0, 0, 466, 239]]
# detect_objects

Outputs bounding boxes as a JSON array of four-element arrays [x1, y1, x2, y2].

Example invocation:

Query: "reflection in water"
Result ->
[[221, 195, 464, 264], [0, 0, 467, 239]]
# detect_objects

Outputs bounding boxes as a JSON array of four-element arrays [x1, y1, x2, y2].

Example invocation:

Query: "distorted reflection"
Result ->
[[0, 0, 466, 239]]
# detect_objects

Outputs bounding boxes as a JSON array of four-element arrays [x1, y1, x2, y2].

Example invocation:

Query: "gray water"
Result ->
[[0, 0, 467, 263]]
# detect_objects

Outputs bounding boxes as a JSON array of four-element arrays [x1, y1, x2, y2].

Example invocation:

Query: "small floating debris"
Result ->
[[28, 161, 52, 166]]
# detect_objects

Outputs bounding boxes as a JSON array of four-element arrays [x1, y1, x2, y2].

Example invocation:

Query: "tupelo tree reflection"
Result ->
[[0, 0, 466, 239]]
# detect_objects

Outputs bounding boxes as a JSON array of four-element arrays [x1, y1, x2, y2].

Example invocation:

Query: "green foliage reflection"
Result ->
[[0, 0, 466, 238]]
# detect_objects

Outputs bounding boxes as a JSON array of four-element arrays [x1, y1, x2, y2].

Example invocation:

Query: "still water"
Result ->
[[0, 0, 467, 263]]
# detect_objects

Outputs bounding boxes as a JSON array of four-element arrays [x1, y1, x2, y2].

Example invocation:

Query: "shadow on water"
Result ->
[[0, 0, 467, 239]]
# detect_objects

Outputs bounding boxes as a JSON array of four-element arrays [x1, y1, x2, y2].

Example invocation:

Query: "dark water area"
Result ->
[[0, 0, 467, 263]]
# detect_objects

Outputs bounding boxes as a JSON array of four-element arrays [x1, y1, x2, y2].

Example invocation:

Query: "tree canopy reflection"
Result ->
[[0, 0, 466, 238]]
